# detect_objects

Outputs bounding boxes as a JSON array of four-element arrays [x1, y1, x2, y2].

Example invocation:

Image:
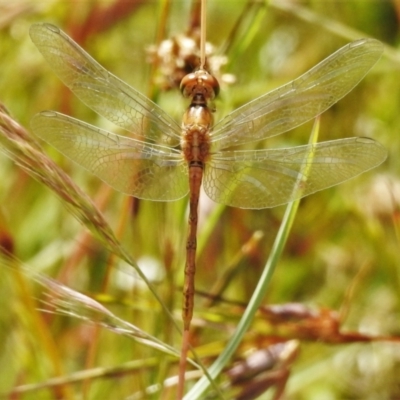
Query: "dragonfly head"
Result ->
[[180, 69, 220, 101]]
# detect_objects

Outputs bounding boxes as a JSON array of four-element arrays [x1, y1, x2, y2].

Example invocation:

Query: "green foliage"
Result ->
[[0, 1, 399, 399]]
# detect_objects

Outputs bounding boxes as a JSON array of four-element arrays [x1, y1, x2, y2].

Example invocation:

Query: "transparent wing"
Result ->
[[204, 138, 387, 209], [31, 111, 188, 201], [29, 23, 181, 146], [211, 39, 383, 151]]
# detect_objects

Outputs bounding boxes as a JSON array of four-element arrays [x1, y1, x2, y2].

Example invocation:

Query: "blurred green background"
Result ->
[[0, 0, 399, 399]]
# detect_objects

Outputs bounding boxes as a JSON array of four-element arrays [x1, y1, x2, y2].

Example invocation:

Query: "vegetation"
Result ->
[[0, 1, 399, 399]]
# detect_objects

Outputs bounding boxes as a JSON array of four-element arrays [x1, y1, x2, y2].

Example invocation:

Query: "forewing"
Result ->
[[211, 39, 383, 150], [31, 111, 188, 201], [29, 23, 181, 146], [204, 138, 387, 209]]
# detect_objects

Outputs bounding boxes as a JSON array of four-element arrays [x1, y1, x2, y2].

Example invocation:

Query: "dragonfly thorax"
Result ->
[[181, 104, 212, 164], [181, 70, 215, 158]]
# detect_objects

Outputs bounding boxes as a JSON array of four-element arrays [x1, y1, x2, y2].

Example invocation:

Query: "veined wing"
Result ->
[[204, 137, 387, 209], [29, 23, 181, 146], [211, 39, 383, 151], [31, 111, 188, 201]]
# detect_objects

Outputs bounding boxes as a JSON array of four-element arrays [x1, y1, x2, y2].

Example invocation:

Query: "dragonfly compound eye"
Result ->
[[180, 69, 220, 99]]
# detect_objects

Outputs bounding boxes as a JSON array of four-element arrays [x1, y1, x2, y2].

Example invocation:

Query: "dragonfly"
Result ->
[[30, 22, 386, 394]]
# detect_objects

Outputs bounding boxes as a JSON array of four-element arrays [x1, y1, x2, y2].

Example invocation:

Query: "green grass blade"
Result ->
[[185, 118, 320, 399]]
